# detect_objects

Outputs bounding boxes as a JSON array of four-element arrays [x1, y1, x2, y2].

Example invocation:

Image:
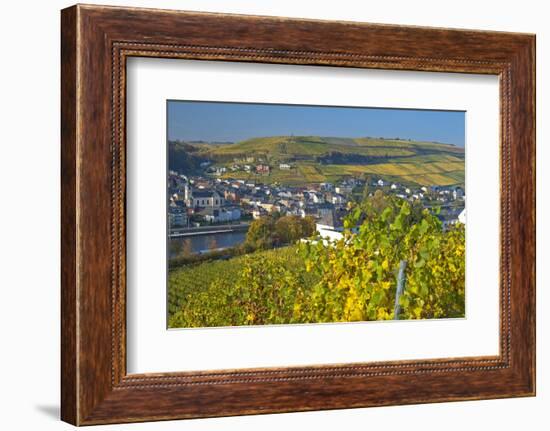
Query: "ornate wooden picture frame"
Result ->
[[61, 4, 535, 425]]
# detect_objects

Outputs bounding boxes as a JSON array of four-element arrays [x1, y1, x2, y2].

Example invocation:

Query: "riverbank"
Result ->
[[169, 222, 250, 238]]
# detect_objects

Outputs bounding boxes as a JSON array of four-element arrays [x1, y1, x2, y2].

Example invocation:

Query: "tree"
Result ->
[[245, 214, 316, 251], [274, 215, 316, 245], [301, 215, 316, 238], [244, 216, 275, 250]]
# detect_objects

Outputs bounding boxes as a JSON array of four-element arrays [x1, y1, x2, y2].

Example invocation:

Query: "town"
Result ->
[[168, 166, 465, 254]]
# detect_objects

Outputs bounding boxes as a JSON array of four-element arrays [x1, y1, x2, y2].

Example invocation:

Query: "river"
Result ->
[[169, 230, 247, 257]]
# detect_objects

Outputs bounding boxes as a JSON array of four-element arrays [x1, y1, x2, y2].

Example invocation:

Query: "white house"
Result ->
[[315, 210, 344, 243], [214, 166, 227, 176], [202, 207, 242, 224], [453, 187, 465, 200], [310, 192, 323, 204], [190, 190, 224, 208], [335, 185, 353, 195], [437, 208, 466, 230], [458, 209, 466, 224], [320, 182, 334, 192], [331, 194, 346, 205]]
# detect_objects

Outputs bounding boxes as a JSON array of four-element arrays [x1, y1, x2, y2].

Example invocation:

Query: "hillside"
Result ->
[[168, 141, 210, 175], [171, 136, 465, 187]]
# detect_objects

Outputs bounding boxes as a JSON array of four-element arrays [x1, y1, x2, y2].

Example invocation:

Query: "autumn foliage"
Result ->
[[168, 192, 465, 328]]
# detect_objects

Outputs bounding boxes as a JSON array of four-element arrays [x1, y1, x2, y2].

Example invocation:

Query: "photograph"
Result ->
[[49, 2, 536, 426], [167, 101, 466, 328]]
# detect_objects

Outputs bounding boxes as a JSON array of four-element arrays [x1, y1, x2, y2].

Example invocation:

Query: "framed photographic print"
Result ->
[[163, 100, 467, 330], [61, 4, 536, 425]]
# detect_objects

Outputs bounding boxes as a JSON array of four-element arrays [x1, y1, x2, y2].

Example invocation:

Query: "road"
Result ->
[[169, 222, 250, 238]]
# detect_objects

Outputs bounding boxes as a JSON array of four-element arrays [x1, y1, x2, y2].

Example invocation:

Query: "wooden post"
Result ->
[[393, 260, 408, 320]]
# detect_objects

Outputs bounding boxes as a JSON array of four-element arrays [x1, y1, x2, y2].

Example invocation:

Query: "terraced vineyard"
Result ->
[[180, 135, 465, 187]]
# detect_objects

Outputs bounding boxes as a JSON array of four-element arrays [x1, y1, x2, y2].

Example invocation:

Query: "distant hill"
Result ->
[[186, 140, 234, 146], [199, 135, 461, 158], [170, 136, 465, 187], [168, 141, 209, 175]]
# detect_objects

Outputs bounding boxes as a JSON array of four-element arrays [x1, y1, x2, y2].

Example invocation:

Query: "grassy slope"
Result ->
[[191, 136, 465, 187], [168, 246, 308, 323]]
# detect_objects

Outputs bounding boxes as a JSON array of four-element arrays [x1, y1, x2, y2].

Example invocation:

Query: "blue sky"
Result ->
[[168, 101, 465, 147]]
